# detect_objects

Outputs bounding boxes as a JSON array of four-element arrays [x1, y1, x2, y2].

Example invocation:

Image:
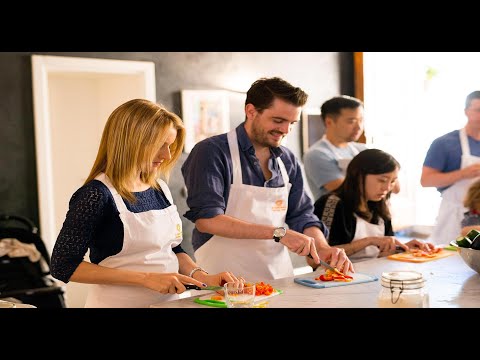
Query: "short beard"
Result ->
[[251, 122, 275, 148]]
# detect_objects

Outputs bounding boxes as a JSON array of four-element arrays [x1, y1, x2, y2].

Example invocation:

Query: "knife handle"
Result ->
[[185, 284, 202, 290], [395, 246, 406, 253], [308, 254, 332, 267]]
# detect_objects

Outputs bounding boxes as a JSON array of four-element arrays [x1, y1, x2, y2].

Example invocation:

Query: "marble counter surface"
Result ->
[[151, 250, 480, 308]]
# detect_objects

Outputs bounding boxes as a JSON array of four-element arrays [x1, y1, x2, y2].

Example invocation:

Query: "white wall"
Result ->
[[48, 72, 148, 308], [363, 52, 480, 229]]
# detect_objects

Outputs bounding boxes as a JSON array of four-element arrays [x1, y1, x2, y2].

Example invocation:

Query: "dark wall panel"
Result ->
[[0, 52, 352, 258], [0, 53, 38, 222]]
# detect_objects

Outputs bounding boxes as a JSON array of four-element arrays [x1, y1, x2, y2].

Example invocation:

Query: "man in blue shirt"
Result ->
[[182, 77, 354, 281], [421, 90, 480, 245]]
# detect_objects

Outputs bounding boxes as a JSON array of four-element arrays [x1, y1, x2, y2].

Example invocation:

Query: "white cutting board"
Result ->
[[195, 288, 282, 307], [294, 272, 378, 288]]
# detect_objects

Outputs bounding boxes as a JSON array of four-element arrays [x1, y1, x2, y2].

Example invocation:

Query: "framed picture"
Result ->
[[301, 107, 324, 154], [181, 90, 230, 153]]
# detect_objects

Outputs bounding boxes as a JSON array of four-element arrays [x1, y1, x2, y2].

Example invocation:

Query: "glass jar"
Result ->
[[377, 270, 429, 308]]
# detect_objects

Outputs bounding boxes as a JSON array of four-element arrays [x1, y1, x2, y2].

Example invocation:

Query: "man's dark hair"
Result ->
[[465, 91, 480, 109], [320, 95, 363, 124], [245, 77, 308, 113]]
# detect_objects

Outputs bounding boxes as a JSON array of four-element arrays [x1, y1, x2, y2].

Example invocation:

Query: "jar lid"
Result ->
[[381, 270, 425, 289]]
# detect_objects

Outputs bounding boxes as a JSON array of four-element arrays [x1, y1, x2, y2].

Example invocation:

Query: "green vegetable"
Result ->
[[455, 236, 473, 248], [465, 229, 480, 242]]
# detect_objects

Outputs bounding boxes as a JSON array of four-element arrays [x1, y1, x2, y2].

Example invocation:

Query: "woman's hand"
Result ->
[[372, 236, 408, 254], [201, 272, 244, 287], [142, 272, 206, 294], [405, 239, 435, 252]]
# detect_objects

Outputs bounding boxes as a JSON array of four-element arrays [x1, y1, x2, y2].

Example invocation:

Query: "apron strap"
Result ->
[[227, 130, 243, 185], [460, 128, 471, 157], [95, 173, 129, 213], [157, 179, 174, 205], [277, 157, 290, 188], [322, 135, 360, 159], [347, 142, 360, 156]]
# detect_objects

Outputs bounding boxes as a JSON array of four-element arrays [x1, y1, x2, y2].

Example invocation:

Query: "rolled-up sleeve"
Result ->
[[182, 139, 229, 223]]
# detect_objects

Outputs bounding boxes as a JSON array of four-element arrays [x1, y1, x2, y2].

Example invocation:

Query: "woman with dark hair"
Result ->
[[314, 149, 434, 263]]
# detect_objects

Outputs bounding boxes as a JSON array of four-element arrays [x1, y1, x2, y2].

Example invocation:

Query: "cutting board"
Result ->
[[294, 272, 378, 289], [194, 289, 282, 308], [387, 250, 455, 263]]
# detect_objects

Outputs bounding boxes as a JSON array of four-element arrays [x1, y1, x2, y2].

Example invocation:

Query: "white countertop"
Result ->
[[150, 251, 480, 308]]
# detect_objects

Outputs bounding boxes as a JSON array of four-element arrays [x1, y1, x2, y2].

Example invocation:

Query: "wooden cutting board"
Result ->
[[294, 272, 378, 289], [387, 250, 455, 263], [194, 288, 282, 308]]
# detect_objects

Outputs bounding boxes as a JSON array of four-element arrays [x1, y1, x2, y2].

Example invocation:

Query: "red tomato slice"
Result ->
[[319, 274, 334, 281]]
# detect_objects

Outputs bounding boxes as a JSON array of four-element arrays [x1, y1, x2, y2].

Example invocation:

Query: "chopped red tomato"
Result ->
[[411, 247, 442, 257], [254, 281, 275, 296], [316, 269, 353, 282], [318, 274, 334, 281]]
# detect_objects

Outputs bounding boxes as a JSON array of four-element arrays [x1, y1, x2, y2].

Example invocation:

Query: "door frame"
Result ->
[[31, 55, 156, 251]]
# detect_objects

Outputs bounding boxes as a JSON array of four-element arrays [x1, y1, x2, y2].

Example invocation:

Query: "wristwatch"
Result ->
[[273, 227, 287, 242]]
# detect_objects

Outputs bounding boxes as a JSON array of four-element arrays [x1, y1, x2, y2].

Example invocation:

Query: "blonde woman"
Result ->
[[51, 99, 239, 308]]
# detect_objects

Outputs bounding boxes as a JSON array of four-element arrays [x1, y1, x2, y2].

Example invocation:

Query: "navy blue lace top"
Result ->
[[50, 180, 186, 283]]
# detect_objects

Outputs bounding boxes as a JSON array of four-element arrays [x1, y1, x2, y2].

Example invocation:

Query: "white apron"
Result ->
[[349, 215, 383, 262], [430, 128, 480, 245], [194, 130, 294, 281], [322, 135, 360, 175], [85, 173, 183, 308]]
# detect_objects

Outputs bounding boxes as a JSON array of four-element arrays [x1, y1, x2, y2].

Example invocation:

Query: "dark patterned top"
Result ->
[[314, 193, 393, 245], [50, 180, 185, 283]]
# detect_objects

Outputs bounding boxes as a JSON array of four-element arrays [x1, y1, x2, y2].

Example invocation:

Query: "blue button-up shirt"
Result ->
[[182, 123, 327, 251]]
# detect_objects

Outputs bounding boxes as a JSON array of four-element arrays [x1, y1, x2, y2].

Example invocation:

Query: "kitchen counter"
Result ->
[[150, 250, 480, 308]]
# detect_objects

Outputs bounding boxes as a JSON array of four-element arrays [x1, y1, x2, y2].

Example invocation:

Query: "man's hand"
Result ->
[[318, 247, 355, 275], [280, 229, 320, 264]]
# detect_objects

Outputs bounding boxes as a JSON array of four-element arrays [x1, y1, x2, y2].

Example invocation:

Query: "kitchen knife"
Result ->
[[308, 254, 344, 275], [185, 284, 224, 291], [318, 259, 340, 273]]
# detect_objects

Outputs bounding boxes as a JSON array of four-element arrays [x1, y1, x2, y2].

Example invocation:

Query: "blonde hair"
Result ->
[[85, 99, 185, 202], [464, 179, 480, 211]]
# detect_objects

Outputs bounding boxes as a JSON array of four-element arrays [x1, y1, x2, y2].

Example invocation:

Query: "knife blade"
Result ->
[[308, 254, 344, 275], [318, 259, 336, 272], [185, 284, 224, 291], [318, 259, 345, 276]]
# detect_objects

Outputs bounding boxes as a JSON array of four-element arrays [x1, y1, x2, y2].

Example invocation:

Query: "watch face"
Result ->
[[274, 227, 286, 237]]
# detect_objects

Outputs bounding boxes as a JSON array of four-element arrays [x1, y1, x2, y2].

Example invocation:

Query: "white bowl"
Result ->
[[458, 247, 480, 274]]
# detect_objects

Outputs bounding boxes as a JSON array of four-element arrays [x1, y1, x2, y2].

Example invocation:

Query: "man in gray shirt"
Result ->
[[304, 96, 368, 201]]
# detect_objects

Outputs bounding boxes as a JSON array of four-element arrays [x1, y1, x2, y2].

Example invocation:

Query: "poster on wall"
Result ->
[[301, 107, 324, 154], [181, 90, 230, 153]]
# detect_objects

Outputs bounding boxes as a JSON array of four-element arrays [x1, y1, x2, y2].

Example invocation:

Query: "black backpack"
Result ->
[[0, 214, 65, 307]]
